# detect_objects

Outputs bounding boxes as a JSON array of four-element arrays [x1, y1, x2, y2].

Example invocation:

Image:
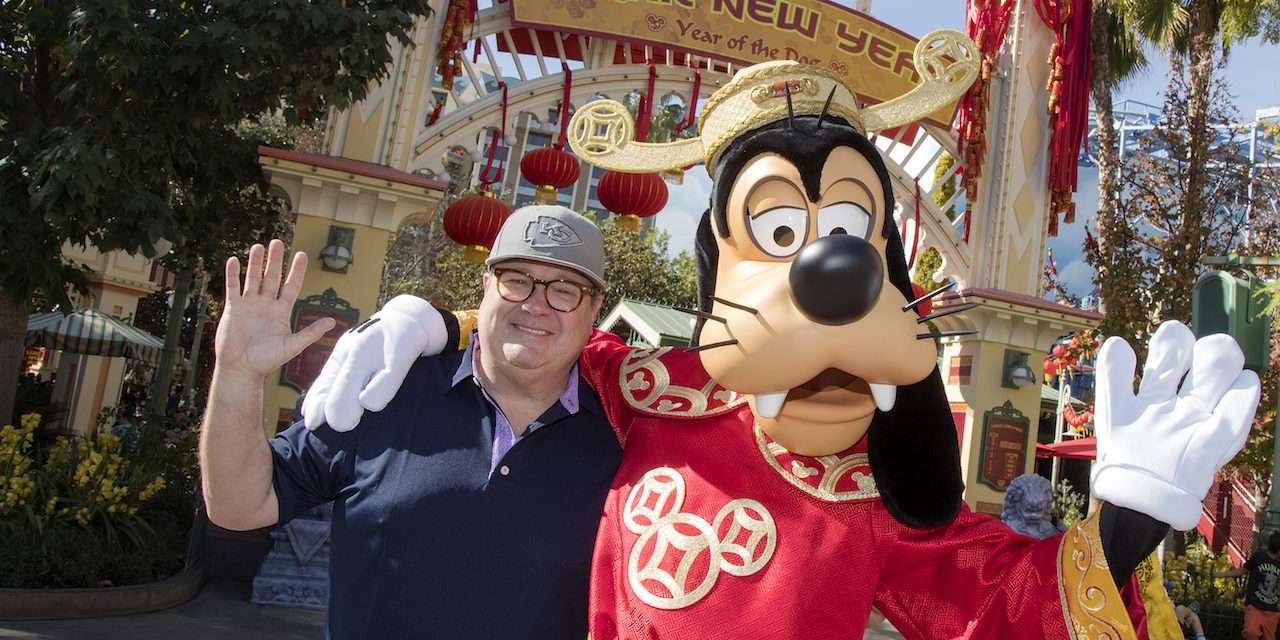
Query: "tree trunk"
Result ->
[[0, 288, 29, 427], [148, 267, 193, 417], [1089, 11, 1128, 339], [183, 270, 209, 395], [1163, 0, 1221, 324]]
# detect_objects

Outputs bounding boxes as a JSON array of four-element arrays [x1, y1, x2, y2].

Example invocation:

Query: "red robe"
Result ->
[[578, 331, 1147, 640]]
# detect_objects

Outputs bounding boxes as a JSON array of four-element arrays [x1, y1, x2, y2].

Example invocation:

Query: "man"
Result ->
[[199, 205, 622, 638], [1216, 531, 1280, 640]]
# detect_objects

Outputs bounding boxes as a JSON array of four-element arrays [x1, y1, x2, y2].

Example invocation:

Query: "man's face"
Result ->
[[477, 258, 603, 375]]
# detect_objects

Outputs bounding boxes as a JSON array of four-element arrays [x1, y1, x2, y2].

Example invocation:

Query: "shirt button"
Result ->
[[499, 465, 510, 476]]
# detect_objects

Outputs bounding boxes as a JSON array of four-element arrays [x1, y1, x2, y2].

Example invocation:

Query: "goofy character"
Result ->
[[300, 33, 1260, 640]]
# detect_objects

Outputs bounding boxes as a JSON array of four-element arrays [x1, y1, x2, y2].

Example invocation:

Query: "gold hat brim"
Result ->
[[567, 29, 978, 175], [566, 102, 706, 173]]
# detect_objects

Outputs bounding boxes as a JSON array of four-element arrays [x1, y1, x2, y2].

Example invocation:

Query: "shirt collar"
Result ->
[[451, 333, 581, 413]]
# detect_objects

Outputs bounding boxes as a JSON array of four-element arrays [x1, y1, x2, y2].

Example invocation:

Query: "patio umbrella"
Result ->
[[26, 309, 165, 365], [1035, 437, 1096, 460]]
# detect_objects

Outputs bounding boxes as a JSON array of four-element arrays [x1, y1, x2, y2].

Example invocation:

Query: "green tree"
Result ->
[[1089, 0, 1177, 339], [0, 1, 432, 423], [1084, 62, 1280, 494], [147, 117, 313, 415], [912, 247, 944, 293], [1090, 0, 1280, 341], [596, 217, 698, 315], [931, 152, 959, 221], [1090, 60, 1273, 346]]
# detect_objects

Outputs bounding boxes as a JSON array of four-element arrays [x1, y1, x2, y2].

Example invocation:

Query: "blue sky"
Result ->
[[652, 0, 1280, 298]]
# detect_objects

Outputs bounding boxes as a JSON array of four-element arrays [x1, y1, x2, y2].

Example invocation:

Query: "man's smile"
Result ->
[[513, 323, 553, 337]]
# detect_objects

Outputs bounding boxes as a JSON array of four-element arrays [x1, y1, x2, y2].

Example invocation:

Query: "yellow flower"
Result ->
[[19, 414, 39, 431], [138, 475, 167, 502]]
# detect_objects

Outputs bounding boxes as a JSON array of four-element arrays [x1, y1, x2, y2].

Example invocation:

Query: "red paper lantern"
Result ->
[[596, 170, 668, 231], [443, 192, 513, 262], [519, 146, 580, 204]]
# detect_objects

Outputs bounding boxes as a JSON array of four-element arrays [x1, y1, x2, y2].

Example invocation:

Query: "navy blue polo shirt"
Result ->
[[270, 349, 622, 639]]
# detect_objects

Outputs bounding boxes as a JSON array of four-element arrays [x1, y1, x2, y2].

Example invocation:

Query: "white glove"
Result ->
[[301, 295, 450, 432], [1091, 320, 1261, 531]]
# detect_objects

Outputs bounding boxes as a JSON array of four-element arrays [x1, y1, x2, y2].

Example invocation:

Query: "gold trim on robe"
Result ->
[[1058, 509, 1139, 640], [617, 348, 749, 418], [1136, 552, 1182, 640], [752, 425, 879, 503]]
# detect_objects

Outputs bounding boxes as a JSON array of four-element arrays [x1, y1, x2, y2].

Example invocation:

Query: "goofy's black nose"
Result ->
[[789, 234, 883, 325]]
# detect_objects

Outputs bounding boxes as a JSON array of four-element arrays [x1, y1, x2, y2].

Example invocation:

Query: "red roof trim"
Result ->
[[258, 146, 449, 191]]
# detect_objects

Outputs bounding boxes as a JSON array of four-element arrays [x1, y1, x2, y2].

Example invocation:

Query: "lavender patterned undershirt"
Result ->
[[470, 339, 580, 476]]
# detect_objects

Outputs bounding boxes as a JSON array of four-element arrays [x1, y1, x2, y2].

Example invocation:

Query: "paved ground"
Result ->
[[0, 579, 904, 639], [0, 580, 323, 640]]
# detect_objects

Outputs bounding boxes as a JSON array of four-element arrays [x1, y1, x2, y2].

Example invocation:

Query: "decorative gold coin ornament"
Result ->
[[567, 29, 979, 176]]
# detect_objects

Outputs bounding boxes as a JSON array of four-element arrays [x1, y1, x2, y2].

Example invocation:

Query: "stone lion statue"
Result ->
[[1001, 474, 1065, 540]]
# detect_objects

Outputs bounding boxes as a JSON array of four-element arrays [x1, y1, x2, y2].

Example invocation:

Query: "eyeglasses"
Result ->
[[490, 267, 599, 312]]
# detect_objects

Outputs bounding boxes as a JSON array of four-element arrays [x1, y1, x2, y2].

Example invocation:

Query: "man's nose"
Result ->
[[788, 234, 884, 325], [520, 284, 554, 315]]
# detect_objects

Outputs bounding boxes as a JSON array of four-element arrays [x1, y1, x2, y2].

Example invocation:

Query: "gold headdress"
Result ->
[[567, 29, 979, 176]]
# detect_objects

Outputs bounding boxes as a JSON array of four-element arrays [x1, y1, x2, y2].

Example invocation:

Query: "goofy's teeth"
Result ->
[[869, 383, 897, 412], [753, 391, 788, 419]]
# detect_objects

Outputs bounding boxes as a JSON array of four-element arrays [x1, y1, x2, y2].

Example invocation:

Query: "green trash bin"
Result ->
[[1192, 270, 1271, 374]]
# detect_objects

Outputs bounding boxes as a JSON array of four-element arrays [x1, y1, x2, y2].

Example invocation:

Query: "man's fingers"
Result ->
[[1178, 334, 1246, 413], [1137, 321, 1196, 401], [244, 244, 266, 296], [282, 318, 336, 363], [262, 239, 286, 300], [279, 252, 309, 305], [225, 257, 242, 307]]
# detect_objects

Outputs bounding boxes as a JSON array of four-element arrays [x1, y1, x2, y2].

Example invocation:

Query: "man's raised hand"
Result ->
[[215, 240, 335, 380]]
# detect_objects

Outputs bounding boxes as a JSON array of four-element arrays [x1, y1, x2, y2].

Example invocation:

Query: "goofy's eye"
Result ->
[[817, 202, 871, 239], [748, 206, 808, 257]]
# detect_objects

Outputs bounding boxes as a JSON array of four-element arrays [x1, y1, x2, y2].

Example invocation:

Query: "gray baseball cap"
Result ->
[[485, 205, 607, 290]]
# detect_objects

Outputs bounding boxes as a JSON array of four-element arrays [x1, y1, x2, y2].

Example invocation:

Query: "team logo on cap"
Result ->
[[524, 216, 583, 248]]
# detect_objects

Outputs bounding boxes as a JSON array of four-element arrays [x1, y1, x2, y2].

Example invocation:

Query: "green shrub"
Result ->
[[1163, 532, 1246, 631], [0, 412, 198, 588]]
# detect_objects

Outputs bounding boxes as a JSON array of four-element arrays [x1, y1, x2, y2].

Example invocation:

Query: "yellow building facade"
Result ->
[[51, 243, 166, 435]]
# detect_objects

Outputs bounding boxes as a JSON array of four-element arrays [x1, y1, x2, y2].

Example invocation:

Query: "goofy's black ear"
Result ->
[[867, 368, 964, 529], [692, 209, 719, 348]]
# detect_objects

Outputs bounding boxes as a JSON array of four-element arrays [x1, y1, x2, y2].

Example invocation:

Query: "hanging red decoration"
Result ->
[[599, 62, 667, 231], [476, 82, 510, 189], [1033, 0, 1092, 237], [520, 147, 580, 204], [443, 80, 513, 263], [597, 171, 668, 231], [676, 68, 701, 133], [443, 192, 513, 263], [436, 0, 478, 91], [956, 0, 1017, 243], [518, 71, 579, 204], [554, 69, 573, 151]]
